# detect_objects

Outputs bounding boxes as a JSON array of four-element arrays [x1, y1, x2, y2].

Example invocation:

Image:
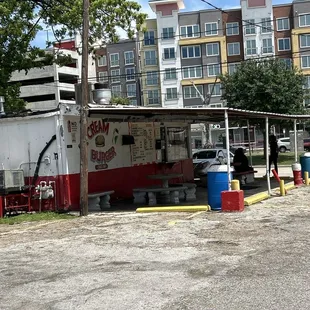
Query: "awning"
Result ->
[[88, 105, 310, 123]]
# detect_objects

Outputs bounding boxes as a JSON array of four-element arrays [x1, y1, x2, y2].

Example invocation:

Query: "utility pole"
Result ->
[[80, 0, 90, 216], [190, 78, 218, 146]]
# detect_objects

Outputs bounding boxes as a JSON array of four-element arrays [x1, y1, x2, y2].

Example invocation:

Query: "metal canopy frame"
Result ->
[[88, 105, 310, 122], [88, 105, 309, 196]]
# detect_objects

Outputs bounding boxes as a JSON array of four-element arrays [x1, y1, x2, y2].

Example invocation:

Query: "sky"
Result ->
[[31, 0, 293, 48]]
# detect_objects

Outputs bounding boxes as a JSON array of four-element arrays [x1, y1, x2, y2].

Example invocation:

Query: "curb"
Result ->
[[244, 192, 270, 206], [245, 181, 297, 206], [254, 165, 292, 168], [136, 205, 211, 213]]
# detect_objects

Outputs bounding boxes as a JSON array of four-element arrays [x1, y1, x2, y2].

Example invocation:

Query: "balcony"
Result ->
[[162, 53, 176, 61], [147, 98, 161, 105], [261, 47, 274, 54], [143, 39, 157, 46], [245, 48, 258, 56], [144, 59, 157, 66], [161, 32, 175, 40], [165, 94, 178, 101], [145, 78, 159, 86]]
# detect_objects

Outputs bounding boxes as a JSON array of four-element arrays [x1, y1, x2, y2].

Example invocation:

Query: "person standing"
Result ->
[[269, 135, 278, 175]]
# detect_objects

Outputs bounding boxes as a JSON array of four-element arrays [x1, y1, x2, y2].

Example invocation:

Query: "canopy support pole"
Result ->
[[294, 119, 298, 163], [247, 120, 253, 167], [225, 110, 231, 191], [266, 117, 271, 195]]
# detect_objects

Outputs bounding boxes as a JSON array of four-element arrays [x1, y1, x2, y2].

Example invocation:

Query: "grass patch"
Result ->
[[0, 212, 76, 225], [251, 152, 304, 166]]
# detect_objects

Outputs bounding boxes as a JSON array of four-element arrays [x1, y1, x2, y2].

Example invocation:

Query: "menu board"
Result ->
[[130, 122, 156, 165]]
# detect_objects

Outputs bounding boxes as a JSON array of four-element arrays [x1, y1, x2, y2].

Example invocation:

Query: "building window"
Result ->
[[126, 84, 136, 97], [110, 53, 119, 67], [129, 99, 137, 106], [228, 63, 240, 75], [147, 90, 160, 105], [146, 71, 158, 85], [301, 56, 310, 68], [281, 58, 292, 68], [144, 31, 155, 45], [304, 76, 310, 89], [165, 68, 177, 80], [278, 38, 291, 51], [97, 55, 107, 67], [277, 17, 290, 31], [111, 69, 120, 83], [183, 85, 203, 99], [124, 51, 134, 65], [111, 85, 121, 97], [166, 88, 178, 100], [262, 38, 273, 54], [126, 68, 135, 81], [162, 27, 174, 39], [299, 14, 310, 27], [246, 40, 257, 55], [205, 22, 218, 36], [206, 43, 219, 56], [304, 98, 310, 108], [227, 42, 240, 56], [210, 103, 223, 108], [208, 84, 221, 97], [300, 34, 310, 48], [244, 19, 256, 35], [207, 64, 221, 77], [261, 17, 272, 33], [181, 45, 201, 58], [182, 66, 202, 79], [163, 48, 175, 59], [226, 22, 239, 36], [180, 25, 200, 38], [98, 71, 108, 82], [145, 50, 157, 66]]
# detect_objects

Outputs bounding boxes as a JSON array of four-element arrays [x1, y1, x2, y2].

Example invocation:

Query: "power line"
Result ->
[[47, 8, 303, 52], [22, 46, 310, 86]]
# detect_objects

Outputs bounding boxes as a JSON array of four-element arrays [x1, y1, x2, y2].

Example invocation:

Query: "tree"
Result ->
[[220, 59, 307, 156], [0, 0, 146, 113], [220, 59, 306, 116], [110, 97, 130, 105]]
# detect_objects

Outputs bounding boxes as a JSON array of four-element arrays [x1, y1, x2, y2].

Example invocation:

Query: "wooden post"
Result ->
[[80, 0, 90, 216]]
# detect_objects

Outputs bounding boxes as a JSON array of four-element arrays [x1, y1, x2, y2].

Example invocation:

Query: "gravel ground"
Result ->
[[1, 187, 310, 310]]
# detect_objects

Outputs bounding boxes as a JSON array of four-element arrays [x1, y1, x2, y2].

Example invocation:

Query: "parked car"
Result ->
[[277, 137, 291, 153], [214, 143, 247, 154], [193, 149, 234, 179], [304, 138, 310, 152]]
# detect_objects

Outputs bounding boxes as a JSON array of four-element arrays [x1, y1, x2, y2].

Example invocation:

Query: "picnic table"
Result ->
[[147, 173, 183, 188]]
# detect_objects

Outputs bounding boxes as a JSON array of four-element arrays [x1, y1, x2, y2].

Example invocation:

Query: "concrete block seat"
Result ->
[[88, 191, 115, 210], [169, 183, 197, 201], [233, 170, 258, 185], [133, 186, 188, 206]]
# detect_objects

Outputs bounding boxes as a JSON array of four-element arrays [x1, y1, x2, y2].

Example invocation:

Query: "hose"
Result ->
[[32, 135, 57, 186]]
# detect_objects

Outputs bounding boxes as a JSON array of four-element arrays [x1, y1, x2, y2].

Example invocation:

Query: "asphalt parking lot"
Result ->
[[1, 186, 310, 310]]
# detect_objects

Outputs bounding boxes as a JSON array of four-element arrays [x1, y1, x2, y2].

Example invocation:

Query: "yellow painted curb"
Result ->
[[244, 192, 270, 206], [285, 184, 296, 191], [136, 206, 211, 213], [274, 182, 296, 193]]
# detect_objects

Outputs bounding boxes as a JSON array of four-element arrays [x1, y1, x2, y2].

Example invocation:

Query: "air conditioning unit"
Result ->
[[0, 170, 25, 194]]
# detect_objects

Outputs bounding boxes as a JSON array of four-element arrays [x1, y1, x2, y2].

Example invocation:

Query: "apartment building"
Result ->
[[179, 9, 227, 107], [10, 36, 96, 111], [95, 39, 140, 106], [138, 0, 310, 109], [292, 0, 310, 107]]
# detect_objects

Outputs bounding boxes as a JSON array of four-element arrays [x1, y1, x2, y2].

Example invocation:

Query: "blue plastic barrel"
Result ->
[[207, 165, 231, 211], [300, 153, 310, 179]]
